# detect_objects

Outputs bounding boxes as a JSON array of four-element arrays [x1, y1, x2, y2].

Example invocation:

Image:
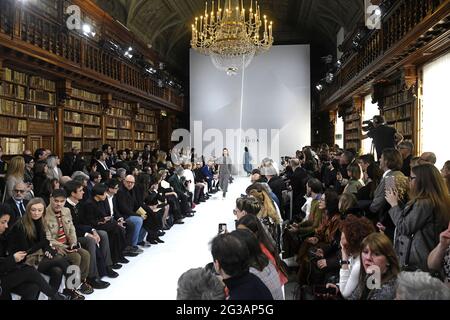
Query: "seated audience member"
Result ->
[[296, 190, 341, 286], [233, 196, 261, 222], [6, 199, 82, 299], [0, 204, 68, 300], [342, 162, 364, 195], [339, 193, 363, 219], [105, 179, 143, 252], [64, 180, 117, 286], [176, 267, 226, 300], [168, 166, 195, 217], [237, 214, 288, 286], [427, 221, 450, 283], [385, 164, 450, 271], [232, 229, 284, 300], [45, 189, 92, 297], [80, 183, 131, 264], [396, 271, 450, 300], [5, 182, 29, 226], [210, 232, 273, 300], [142, 193, 165, 244], [348, 233, 400, 300], [326, 215, 375, 299], [420, 152, 437, 165], [46, 155, 63, 182]]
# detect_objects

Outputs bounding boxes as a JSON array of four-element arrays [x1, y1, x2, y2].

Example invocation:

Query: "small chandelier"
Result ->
[[191, 0, 273, 75]]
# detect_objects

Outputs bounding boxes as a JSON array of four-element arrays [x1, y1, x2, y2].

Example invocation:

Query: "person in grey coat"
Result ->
[[385, 163, 450, 272], [218, 148, 232, 199]]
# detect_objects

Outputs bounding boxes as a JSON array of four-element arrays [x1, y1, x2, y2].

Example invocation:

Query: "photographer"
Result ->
[[362, 115, 403, 160]]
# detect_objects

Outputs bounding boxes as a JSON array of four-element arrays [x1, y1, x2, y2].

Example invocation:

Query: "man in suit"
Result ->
[[61, 147, 80, 176], [5, 182, 29, 226], [64, 180, 118, 287], [288, 159, 309, 216], [370, 148, 406, 240]]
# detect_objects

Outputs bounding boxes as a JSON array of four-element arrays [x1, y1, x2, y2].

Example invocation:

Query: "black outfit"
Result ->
[[222, 272, 273, 300], [32, 173, 50, 205], [367, 125, 397, 160], [401, 154, 412, 177], [79, 198, 126, 264], [7, 219, 70, 292], [168, 174, 192, 215], [289, 167, 309, 216], [5, 198, 29, 227], [0, 232, 60, 300], [61, 152, 77, 176], [268, 176, 286, 218]]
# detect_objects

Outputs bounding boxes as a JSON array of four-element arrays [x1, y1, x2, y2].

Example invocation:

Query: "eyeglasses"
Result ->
[[233, 209, 238, 215], [13, 189, 26, 193], [409, 176, 416, 181]]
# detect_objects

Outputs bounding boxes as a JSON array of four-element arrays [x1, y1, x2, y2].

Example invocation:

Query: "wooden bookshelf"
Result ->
[[342, 97, 363, 153], [0, 66, 56, 155], [105, 99, 133, 150], [134, 105, 158, 150], [63, 87, 102, 153], [380, 76, 416, 142]]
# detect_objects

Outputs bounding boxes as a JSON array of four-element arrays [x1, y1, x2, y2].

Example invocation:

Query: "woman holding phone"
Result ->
[[385, 163, 450, 271]]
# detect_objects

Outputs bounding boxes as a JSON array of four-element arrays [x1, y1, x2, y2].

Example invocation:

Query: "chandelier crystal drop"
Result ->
[[191, 0, 273, 74]]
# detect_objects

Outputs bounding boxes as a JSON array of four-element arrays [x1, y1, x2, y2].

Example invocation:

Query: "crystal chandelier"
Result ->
[[191, 0, 273, 75]]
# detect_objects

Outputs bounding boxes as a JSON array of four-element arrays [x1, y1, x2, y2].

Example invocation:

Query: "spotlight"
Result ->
[[128, 47, 133, 51], [82, 24, 91, 34], [316, 84, 323, 91], [326, 73, 334, 83], [226, 67, 238, 76], [375, 8, 381, 16], [336, 60, 342, 68]]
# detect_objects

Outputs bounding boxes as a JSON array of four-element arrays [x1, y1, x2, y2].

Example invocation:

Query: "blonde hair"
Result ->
[[157, 151, 167, 163], [248, 189, 280, 224], [6, 156, 25, 179]]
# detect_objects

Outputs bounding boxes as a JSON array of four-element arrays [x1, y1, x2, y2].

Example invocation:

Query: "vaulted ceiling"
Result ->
[[94, 0, 364, 75]]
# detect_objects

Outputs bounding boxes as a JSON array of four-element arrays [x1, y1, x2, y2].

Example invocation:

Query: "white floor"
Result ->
[[87, 176, 250, 300]]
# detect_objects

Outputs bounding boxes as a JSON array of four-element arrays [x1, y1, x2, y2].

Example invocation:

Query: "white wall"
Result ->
[[189, 45, 311, 168], [422, 51, 450, 169], [362, 94, 380, 157]]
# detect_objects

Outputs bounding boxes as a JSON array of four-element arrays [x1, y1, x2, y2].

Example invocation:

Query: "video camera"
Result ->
[[362, 119, 374, 132]]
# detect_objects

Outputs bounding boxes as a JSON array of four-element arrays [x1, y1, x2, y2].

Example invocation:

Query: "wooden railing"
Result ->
[[0, 0, 184, 111], [319, 0, 448, 108]]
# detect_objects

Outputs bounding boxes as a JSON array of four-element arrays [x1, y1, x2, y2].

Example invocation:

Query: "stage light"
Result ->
[[316, 84, 323, 91], [82, 24, 91, 34]]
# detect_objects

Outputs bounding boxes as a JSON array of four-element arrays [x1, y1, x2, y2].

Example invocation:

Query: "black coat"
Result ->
[[115, 186, 140, 219], [268, 176, 286, 207], [7, 219, 50, 256], [168, 174, 185, 196], [223, 272, 273, 300], [0, 234, 16, 276], [65, 201, 93, 237], [5, 198, 29, 227], [79, 198, 109, 228], [290, 167, 308, 199]]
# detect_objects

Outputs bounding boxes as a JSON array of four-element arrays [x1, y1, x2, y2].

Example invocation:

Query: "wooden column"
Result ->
[[131, 103, 139, 151], [56, 79, 72, 158], [101, 93, 112, 145], [403, 65, 419, 155]]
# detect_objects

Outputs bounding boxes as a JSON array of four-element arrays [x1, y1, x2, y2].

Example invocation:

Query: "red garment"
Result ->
[[260, 243, 288, 285], [55, 211, 68, 245]]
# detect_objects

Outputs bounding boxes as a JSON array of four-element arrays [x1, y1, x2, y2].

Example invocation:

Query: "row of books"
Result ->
[[72, 88, 101, 103], [394, 120, 412, 135], [30, 76, 56, 91], [346, 121, 360, 130], [0, 137, 26, 155], [111, 100, 134, 111], [0, 82, 26, 100], [64, 126, 82, 137], [66, 99, 102, 113], [345, 113, 360, 121], [384, 91, 411, 106], [136, 114, 157, 124], [135, 123, 156, 132], [106, 118, 131, 129], [384, 105, 412, 122], [383, 83, 402, 96], [135, 132, 157, 141], [106, 140, 131, 150], [0, 116, 27, 133], [107, 107, 132, 118], [345, 132, 360, 140], [106, 128, 132, 139], [29, 89, 55, 105], [3, 68, 28, 85], [135, 142, 157, 150], [345, 142, 359, 151], [137, 107, 155, 116], [64, 111, 100, 125]]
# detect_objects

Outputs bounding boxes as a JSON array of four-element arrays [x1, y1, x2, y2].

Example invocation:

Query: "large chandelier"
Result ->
[[191, 0, 273, 75]]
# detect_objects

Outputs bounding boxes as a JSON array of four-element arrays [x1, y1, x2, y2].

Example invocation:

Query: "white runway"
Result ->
[[87, 176, 250, 300]]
